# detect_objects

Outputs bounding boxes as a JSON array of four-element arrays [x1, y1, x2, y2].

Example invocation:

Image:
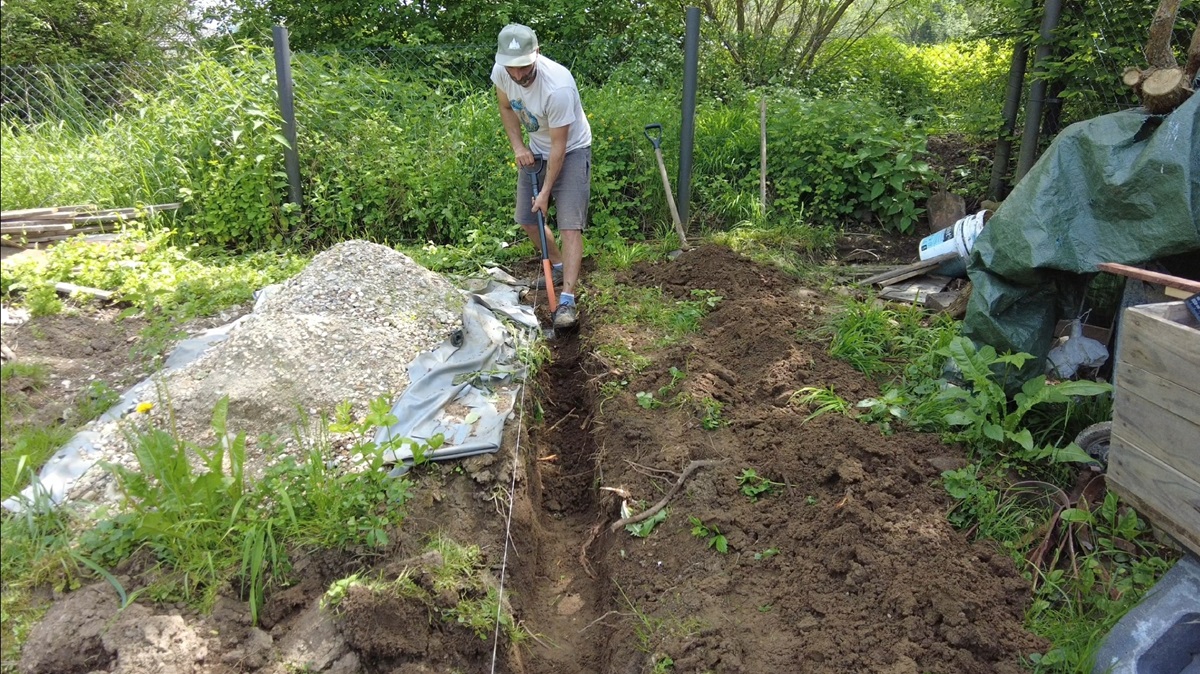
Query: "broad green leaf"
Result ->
[[1050, 442, 1096, 464], [1008, 429, 1035, 451], [1060, 508, 1093, 524]]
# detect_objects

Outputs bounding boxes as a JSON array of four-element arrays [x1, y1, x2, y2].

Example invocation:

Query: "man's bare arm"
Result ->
[[496, 87, 534, 167]]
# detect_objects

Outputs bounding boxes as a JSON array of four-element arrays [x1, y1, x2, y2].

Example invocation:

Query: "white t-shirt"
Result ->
[[491, 56, 592, 156]]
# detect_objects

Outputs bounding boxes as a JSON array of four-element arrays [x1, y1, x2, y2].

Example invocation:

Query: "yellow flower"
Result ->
[[136, 402, 154, 414]]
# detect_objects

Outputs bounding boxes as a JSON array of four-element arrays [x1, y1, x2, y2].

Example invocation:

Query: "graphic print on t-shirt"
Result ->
[[510, 99, 539, 133]]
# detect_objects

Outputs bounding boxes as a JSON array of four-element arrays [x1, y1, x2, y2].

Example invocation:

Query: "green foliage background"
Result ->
[[1, 42, 954, 243], [1, 0, 1194, 245]]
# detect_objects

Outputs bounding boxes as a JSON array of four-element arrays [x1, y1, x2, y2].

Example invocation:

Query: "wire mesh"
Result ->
[[0, 61, 183, 128]]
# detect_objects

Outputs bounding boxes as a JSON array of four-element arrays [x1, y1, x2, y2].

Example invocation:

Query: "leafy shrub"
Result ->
[[3, 47, 945, 244], [769, 96, 933, 232], [806, 35, 1009, 136]]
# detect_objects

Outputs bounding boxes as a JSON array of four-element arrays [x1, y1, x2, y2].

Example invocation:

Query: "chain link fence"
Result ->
[[1, 60, 187, 128], [0, 38, 633, 131]]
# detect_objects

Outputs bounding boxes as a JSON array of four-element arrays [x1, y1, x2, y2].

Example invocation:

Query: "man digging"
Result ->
[[491, 23, 592, 330]]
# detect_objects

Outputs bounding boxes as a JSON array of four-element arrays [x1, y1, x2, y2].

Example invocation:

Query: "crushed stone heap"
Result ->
[[163, 240, 463, 441]]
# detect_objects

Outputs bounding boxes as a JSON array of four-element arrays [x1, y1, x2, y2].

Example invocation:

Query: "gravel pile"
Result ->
[[166, 240, 463, 440], [66, 240, 465, 502]]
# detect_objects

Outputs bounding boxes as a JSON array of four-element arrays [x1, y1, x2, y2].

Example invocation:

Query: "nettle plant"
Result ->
[[689, 516, 729, 554], [930, 338, 1110, 471]]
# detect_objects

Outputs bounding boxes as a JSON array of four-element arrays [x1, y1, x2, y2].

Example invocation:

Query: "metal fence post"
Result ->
[[677, 7, 700, 228], [1015, 0, 1064, 182], [273, 26, 302, 207], [990, 41, 1028, 201]]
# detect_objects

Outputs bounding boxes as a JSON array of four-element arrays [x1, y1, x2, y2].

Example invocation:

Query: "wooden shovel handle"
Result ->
[[653, 148, 689, 250]]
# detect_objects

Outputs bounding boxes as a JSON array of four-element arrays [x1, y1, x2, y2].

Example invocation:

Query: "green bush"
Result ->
[[805, 35, 1009, 136], [764, 96, 933, 232], [3, 47, 948, 244]]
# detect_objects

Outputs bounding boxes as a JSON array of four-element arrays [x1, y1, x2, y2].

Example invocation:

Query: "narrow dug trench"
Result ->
[[508, 329, 616, 673]]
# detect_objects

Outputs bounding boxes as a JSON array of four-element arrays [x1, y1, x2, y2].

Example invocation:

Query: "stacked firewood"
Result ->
[[0, 203, 180, 246], [1122, 0, 1199, 114]]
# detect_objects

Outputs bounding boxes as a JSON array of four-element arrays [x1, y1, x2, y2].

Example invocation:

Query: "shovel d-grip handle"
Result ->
[[644, 123, 663, 150]]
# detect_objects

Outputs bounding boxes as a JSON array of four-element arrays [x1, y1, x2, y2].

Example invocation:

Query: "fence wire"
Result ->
[[0, 61, 183, 128]]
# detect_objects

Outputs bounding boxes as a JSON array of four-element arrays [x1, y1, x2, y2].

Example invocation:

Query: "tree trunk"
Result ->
[[1187, 24, 1200, 83], [1145, 0, 1182, 68]]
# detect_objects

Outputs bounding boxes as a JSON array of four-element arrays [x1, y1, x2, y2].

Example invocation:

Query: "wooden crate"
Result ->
[[1108, 301, 1200, 558]]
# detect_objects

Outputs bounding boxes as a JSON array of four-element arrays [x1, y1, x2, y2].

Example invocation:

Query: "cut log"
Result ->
[[1142, 68, 1192, 114], [1122, 0, 1197, 115]]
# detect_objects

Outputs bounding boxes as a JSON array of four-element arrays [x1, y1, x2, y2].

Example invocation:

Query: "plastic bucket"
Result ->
[[918, 209, 990, 277]]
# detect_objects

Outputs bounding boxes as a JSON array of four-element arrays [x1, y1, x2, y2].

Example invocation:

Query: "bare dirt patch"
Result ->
[[540, 244, 1046, 673], [11, 243, 1046, 674], [1, 308, 152, 432]]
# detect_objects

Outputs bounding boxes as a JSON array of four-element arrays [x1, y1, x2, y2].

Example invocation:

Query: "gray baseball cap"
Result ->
[[495, 24, 538, 67]]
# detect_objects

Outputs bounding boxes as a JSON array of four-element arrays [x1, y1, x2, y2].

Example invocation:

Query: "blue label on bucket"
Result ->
[[919, 229, 954, 255]]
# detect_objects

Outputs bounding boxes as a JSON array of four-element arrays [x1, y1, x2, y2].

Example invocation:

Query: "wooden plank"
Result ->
[[3, 226, 111, 243], [0, 205, 90, 221], [1119, 302, 1200, 395], [1, 203, 177, 223], [1112, 370, 1200, 482], [859, 252, 957, 286], [0, 207, 65, 220], [1099, 262, 1200, 293], [1107, 436, 1200, 558], [72, 214, 136, 225], [0, 223, 76, 234]]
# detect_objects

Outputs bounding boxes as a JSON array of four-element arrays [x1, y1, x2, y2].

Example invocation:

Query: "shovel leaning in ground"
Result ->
[[643, 123, 690, 252]]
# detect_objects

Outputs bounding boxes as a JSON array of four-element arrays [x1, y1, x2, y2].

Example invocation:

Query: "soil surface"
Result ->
[[1, 307, 152, 433], [10, 243, 1048, 674]]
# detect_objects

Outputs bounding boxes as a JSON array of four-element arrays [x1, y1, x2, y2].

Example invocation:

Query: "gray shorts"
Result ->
[[515, 147, 591, 231]]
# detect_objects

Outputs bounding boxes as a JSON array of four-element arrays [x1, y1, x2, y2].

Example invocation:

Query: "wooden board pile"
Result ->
[[1, 203, 180, 246]]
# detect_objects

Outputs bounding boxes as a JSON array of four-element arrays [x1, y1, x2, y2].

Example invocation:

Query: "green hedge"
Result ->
[[2, 46, 945, 247]]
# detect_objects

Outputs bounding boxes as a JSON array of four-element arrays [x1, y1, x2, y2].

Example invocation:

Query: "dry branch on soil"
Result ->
[[608, 459, 724, 533]]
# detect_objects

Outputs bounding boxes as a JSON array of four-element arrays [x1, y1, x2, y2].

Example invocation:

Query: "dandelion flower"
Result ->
[[136, 402, 154, 414]]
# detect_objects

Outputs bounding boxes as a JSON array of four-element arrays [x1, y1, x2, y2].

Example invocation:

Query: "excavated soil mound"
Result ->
[[566, 244, 1047, 673], [15, 243, 1047, 674]]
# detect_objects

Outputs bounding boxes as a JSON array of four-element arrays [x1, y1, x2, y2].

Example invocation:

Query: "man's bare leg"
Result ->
[[522, 223, 562, 264], [559, 229, 583, 296]]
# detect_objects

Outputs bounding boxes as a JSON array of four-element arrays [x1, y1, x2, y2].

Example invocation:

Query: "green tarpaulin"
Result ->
[[963, 94, 1200, 377]]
